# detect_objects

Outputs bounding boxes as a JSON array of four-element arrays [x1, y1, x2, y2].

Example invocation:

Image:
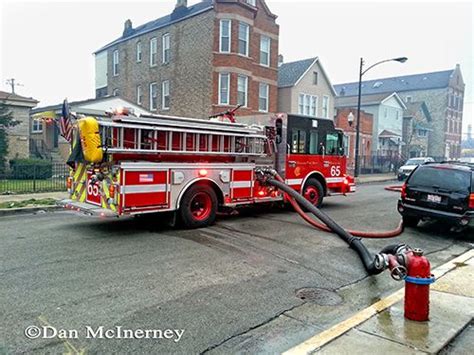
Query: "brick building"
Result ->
[[335, 65, 465, 159], [0, 91, 38, 165], [334, 108, 373, 173], [94, 0, 279, 118]]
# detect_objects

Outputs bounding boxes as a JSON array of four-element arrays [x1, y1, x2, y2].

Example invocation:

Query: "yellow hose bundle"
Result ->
[[78, 117, 103, 163]]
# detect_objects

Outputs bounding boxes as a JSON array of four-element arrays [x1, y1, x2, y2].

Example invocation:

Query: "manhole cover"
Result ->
[[295, 288, 343, 306]]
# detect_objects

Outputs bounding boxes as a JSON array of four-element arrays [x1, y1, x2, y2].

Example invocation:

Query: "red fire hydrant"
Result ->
[[404, 248, 435, 321]]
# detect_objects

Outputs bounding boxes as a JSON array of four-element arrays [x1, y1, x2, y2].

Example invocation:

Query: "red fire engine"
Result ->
[[63, 108, 355, 228]]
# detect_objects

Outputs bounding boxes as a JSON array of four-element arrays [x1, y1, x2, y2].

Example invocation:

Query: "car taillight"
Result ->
[[469, 194, 474, 209], [401, 183, 407, 199]]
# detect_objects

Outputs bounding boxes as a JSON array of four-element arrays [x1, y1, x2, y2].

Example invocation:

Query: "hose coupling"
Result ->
[[374, 253, 389, 271], [255, 167, 277, 182]]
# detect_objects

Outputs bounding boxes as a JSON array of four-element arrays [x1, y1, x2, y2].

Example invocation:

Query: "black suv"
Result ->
[[398, 162, 474, 227]]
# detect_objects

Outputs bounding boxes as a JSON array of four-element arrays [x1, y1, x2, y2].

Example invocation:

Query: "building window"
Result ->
[[298, 93, 318, 117], [298, 94, 304, 114], [149, 82, 157, 111], [405, 96, 412, 103], [260, 35, 270, 66], [322, 96, 329, 118], [246, 0, 256, 6], [311, 96, 317, 116], [112, 50, 119, 76], [218, 73, 230, 105], [238, 22, 249, 56], [162, 80, 170, 110], [32, 119, 43, 133], [313, 72, 318, 85], [304, 95, 311, 115], [237, 75, 248, 107], [417, 129, 428, 137], [136, 85, 142, 105], [112, 88, 119, 96], [162, 33, 170, 64], [258, 83, 269, 112], [150, 37, 157, 67], [219, 19, 231, 53], [136, 42, 142, 62]]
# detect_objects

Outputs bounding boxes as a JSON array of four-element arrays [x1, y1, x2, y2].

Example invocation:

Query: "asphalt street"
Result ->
[[1, 183, 473, 354]]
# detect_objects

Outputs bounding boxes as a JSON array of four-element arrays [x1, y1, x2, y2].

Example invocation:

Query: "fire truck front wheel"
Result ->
[[303, 178, 324, 208], [179, 184, 218, 228]]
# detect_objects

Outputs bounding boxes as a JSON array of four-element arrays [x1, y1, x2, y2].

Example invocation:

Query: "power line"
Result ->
[[5, 78, 24, 94]]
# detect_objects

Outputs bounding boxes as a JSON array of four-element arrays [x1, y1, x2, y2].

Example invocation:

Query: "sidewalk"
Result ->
[[285, 249, 474, 354], [356, 173, 397, 185], [0, 191, 68, 204]]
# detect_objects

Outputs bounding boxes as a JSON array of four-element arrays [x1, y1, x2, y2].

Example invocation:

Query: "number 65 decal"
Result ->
[[330, 166, 341, 177], [87, 182, 100, 196]]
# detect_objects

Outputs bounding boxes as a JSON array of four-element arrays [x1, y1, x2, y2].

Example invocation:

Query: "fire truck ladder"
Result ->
[[98, 113, 268, 157]]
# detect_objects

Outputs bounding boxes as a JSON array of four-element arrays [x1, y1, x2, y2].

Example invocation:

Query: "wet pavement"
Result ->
[[0, 182, 473, 353]]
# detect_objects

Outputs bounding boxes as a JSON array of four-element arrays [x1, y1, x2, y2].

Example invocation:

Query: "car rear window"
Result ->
[[408, 167, 471, 193]]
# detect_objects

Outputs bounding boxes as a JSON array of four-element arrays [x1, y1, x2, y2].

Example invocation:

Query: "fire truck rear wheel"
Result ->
[[179, 184, 218, 228], [303, 178, 324, 208]]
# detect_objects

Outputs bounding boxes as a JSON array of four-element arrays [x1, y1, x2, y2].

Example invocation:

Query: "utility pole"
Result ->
[[5, 78, 23, 94]]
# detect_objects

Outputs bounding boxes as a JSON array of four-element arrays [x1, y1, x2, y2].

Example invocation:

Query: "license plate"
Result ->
[[427, 194, 441, 203]]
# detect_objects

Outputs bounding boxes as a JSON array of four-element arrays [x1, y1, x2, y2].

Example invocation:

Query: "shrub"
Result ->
[[9, 159, 53, 179]]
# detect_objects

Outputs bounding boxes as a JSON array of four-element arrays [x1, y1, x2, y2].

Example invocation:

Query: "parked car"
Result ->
[[460, 157, 474, 164], [398, 162, 474, 227], [397, 157, 435, 180]]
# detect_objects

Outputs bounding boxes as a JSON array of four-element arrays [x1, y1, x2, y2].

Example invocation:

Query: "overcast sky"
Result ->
[[1, 0, 472, 135]]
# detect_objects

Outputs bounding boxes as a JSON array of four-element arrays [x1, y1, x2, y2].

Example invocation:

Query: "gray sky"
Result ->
[[1, 0, 472, 135]]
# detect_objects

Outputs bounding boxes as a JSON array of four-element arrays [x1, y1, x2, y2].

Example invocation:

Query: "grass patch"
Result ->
[[0, 198, 57, 209], [0, 180, 66, 194]]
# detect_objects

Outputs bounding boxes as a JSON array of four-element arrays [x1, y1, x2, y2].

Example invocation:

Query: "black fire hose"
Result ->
[[266, 177, 398, 276]]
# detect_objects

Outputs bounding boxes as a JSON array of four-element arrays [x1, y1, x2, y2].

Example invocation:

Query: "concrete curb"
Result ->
[[0, 205, 62, 217], [356, 178, 397, 185]]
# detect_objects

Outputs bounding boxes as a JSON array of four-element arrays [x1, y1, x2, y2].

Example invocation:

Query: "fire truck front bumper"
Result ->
[[59, 199, 119, 218]]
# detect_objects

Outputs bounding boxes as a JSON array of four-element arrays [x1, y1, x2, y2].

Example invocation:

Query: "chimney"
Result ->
[[175, 0, 187, 8], [123, 19, 133, 36], [278, 54, 284, 67]]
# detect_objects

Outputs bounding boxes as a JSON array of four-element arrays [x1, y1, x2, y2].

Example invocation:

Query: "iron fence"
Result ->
[[356, 155, 448, 174], [0, 163, 69, 194]]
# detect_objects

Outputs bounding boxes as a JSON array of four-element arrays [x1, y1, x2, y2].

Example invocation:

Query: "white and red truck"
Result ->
[[62, 108, 355, 228]]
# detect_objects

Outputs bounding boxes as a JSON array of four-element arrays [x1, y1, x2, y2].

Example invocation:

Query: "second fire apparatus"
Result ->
[[63, 108, 355, 228]]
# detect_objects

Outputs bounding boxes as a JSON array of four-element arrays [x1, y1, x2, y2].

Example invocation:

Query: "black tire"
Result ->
[[179, 184, 217, 229], [302, 178, 324, 208], [403, 215, 420, 228]]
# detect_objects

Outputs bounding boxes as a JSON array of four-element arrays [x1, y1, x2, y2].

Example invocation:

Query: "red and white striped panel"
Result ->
[[231, 169, 253, 200], [285, 178, 303, 191], [122, 170, 168, 208]]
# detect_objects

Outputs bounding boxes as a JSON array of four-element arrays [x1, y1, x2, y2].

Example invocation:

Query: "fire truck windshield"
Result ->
[[288, 115, 345, 156]]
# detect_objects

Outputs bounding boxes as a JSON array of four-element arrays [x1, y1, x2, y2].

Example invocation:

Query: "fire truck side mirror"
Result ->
[[275, 118, 283, 144]]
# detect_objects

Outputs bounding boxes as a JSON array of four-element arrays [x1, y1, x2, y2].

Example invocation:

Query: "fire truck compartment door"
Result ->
[[121, 170, 169, 208], [231, 169, 254, 199]]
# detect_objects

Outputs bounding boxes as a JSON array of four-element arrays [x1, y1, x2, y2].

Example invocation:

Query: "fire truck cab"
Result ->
[[62, 110, 354, 228]]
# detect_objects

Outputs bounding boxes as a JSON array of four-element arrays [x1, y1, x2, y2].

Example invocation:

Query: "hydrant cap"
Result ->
[[413, 248, 424, 256]]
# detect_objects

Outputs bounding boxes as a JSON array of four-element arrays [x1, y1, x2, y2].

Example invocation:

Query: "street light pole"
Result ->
[[353, 56, 407, 178], [354, 58, 364, 177]]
